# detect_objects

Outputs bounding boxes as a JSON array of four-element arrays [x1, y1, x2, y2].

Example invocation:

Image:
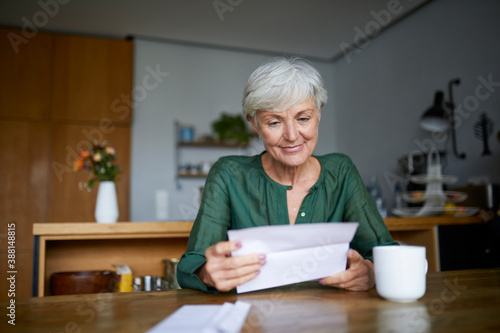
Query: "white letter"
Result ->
[[370, 9, 391, 27], [7, 32, 29, 53], [213, 0, 234, 22], [38, 0, 60, 17]]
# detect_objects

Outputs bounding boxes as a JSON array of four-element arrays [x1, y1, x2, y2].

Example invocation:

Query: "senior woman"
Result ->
[[177, 57, 397, 293]]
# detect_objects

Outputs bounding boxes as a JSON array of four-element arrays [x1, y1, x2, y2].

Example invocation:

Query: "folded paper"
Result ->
[[146, 301, 251, 333], [227, 222, 359, 293]]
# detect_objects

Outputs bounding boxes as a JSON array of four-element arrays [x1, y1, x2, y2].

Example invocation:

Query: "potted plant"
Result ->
[[73, 141, 120, 223], [211, 113, 253, 144]]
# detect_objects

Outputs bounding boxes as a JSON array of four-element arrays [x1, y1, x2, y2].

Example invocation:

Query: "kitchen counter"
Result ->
[[32, 221, 193, 297], [384, 215, 482, 229], [33, 216, 483, 296], [383, 216, 483, 273]]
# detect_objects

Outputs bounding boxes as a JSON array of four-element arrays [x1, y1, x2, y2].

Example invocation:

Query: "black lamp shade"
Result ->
[[420, 91, 450, 132]]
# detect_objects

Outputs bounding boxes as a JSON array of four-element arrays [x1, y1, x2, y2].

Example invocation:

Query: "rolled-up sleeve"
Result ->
[[177, 159, 232, 292]]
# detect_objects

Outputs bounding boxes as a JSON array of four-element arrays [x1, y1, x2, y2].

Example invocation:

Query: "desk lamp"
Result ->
[[420, 78, 466, 159]]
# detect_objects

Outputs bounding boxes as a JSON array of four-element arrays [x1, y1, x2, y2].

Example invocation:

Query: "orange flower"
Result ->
[[105, 146, 116, 155], [80, 149, 90, 159], [73, 141, 120, 189], [73, 157, 84, 171]]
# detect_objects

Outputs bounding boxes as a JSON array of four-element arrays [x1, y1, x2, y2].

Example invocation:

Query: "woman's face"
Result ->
[[250, 98, 321, 168]]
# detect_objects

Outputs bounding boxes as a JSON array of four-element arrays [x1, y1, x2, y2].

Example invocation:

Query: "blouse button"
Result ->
[[300, 212, 305, 217]]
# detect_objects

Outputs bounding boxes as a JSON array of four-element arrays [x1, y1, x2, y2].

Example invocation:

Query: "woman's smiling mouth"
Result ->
[[281, 144, 303, 152]]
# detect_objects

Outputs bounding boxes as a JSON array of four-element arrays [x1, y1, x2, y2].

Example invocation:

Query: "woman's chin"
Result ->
[[275, 154, 310, 168]]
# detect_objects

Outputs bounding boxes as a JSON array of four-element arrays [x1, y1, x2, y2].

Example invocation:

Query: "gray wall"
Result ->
[[332, 0, 500, 211], [131, 41, 334, 221], [131, 0, 500, 221]]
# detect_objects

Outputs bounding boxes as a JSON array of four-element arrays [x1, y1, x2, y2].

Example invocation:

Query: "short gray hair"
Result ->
[[242, 57, 327, 119]]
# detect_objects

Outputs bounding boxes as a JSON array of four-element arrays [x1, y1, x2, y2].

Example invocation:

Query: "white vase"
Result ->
[[95, 181, 119, 223]]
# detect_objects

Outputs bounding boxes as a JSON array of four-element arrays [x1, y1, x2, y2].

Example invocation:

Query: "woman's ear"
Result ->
[[248, 114, 260, 134]]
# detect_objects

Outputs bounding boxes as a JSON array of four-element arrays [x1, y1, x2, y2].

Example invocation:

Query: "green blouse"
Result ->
[[177, 152, 397, 292]]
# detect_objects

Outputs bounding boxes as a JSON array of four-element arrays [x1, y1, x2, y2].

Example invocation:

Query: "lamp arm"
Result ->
[[447, 78, 460, 109], [446, 79, 466, 159]]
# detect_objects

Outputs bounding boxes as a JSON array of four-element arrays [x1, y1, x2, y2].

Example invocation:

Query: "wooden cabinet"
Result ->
[[0, 29, 53, 119], [384, 216, 483, 272], [51, 34, 133, 123], [0, 121, 51, 299], [0, 28, 133, 298], [0, 121, 51, 249], [33, 222, 192, 296]]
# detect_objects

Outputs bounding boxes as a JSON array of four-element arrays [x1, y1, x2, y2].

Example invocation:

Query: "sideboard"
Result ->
[[33, 216, 482, 296]]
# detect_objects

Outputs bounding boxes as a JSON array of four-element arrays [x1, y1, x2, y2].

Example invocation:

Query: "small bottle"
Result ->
[[367, 176, 381, 203], [394, 182, 403, 210], [376, 197, 387, 217], [367, 176, 387, 217]]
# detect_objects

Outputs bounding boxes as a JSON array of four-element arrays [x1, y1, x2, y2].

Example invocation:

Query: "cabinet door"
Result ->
[[0, 28, 53, 119], [0, 121, 50, 299], [48, 123, 130, 222], [0, 121, 50, 247], [51, 34, 133, 123]]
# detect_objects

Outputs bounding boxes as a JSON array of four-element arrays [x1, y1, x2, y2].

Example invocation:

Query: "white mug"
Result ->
[[373, 245, 428, 303]]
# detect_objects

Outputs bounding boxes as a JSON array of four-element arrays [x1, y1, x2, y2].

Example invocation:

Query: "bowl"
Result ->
[[50, 270, 117, 296]]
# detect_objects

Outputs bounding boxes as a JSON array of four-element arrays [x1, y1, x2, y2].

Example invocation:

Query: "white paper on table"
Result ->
[[146, 301, 251, 333], [227, 222, 359, 293]]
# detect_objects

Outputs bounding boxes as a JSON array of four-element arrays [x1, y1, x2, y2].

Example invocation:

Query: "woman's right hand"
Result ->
[[197, 241, 266, 292]]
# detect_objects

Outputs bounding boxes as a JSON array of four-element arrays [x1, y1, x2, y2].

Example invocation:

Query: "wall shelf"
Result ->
[[174, 120, 250, 189], [177, 173, 209, 178], [178, 141, 248, 148]]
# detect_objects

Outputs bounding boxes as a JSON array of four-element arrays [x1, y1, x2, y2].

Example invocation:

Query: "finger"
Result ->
[[206, 255, 266, 292], [320, 273, 367, 291], [214, 269, 261, 292], [319, 252, 373, 291], [206, 241, 242, 257], [320, 270, 352, 287], [206, 253, 266, 274], [225, 253, 266, 269], [346, 249, 363, 267], [211, 262, 264, 281], [319, 250, 360, 287]]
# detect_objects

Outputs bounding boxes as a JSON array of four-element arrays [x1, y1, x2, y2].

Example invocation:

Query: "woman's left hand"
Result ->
[[318, 249, 375, 291]]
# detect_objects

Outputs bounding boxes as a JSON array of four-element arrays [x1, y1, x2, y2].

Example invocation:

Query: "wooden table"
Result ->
[[6, 269, 500, 332], [32, 217, 483, 296]]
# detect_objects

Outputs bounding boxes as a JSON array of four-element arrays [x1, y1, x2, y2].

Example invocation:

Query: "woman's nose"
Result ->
[[283, 122, 299, 141]]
